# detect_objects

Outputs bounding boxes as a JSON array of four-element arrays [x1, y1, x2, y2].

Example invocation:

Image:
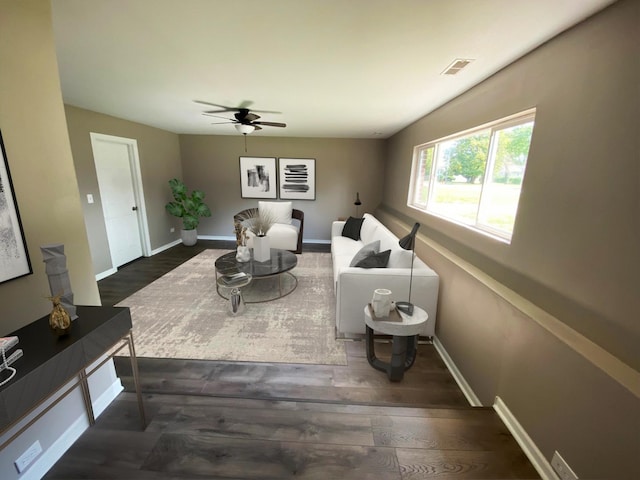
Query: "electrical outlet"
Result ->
[[14, 440, 42, 473], [551, 451, 578, 480], [170, 227, 175, 233]]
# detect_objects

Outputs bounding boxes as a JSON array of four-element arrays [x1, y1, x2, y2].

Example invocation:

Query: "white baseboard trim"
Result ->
[[493, 396, 558, 480], [305, 239, 331, 244], [198, 235, 235, 241], [432, 336, 482, 406], [21, 377, 123, 480], [95, 267, 117, 281], [150, 239, 181, 255], [91, 378, 124, 418]]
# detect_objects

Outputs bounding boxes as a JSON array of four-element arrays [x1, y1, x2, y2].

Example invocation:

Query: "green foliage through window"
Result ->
[[408, 109, 535, 241]]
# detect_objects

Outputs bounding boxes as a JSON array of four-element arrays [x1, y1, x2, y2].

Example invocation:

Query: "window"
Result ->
[[408, 109, 535, 242]]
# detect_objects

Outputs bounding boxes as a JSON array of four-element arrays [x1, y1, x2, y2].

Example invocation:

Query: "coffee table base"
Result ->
[[216, 271, 297, 303]]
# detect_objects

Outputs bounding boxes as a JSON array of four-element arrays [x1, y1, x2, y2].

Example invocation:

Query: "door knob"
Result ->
[[132, 206, 138, 211]]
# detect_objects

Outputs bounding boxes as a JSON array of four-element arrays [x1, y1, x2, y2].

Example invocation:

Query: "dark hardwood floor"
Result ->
[[45, 241, 539, 479]]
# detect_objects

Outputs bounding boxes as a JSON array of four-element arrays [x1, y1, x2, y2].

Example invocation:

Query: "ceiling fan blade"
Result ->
[[244, 113, 260, 122], [253, 125, 263, 131], [194, 100, 235, 110], [202, 113, 235, 120], [210, 122, 236, 125], [253, 121, 286, 128]]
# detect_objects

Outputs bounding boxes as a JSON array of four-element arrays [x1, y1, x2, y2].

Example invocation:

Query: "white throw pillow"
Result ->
[[258, 201, 293, 224]]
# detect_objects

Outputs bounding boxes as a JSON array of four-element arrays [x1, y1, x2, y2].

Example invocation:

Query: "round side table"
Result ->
[[217, 274, 252, 315], [364, 305, 428, 381]]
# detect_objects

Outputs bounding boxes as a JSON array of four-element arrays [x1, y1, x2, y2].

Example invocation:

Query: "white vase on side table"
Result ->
[[253, 235, 270, 262]]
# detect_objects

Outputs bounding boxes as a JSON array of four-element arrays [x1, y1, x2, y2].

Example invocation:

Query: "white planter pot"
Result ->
[[181, 229, 198, 246], [253, 235, 270, 262]]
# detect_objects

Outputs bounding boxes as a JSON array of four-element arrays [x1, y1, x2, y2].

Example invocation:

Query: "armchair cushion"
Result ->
[[259, 201, 292, 224]]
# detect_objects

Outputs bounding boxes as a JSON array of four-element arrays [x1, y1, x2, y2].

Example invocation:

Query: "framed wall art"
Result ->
[[0, 130, 32, 284], [239, 156, 277, 199], [278, 158, 316, 200]]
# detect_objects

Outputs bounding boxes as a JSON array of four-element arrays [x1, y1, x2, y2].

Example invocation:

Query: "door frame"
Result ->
[[90, 132, 151, 264]]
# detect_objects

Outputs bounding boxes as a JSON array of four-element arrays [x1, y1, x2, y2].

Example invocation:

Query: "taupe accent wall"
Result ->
[[178, 135, 385, 240], [379, 1, 639, 477], [64, 106, 183, 275], [0, 0, 100, 333], [383, 0, 639, 371]]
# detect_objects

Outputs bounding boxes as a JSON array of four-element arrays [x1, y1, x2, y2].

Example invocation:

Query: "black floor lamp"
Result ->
[[354, 192, 362, 217], [396, 222, 420, 316]]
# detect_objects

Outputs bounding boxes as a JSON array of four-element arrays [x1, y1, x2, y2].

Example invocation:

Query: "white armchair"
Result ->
[[234, 202, 304, 254]]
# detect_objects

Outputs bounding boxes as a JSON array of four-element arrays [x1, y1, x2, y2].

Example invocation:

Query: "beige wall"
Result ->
[[379, 1, 639, 477], [179, 135, 385, 240], [0, 0, 99, 333], [64, 106, 183, 275], [383, 0, 639, 371]]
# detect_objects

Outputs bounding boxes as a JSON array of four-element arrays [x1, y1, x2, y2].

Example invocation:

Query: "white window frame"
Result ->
[[407, 108, 536, 243]]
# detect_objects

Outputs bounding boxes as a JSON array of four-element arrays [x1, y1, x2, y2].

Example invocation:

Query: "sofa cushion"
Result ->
[[388, 248, 414, 268], [341, 216, 364, 241], [360, 216, 379, 244], [353, 249, 391, 268], [259, 201, 292, 225], [349, 240, 380, 267]]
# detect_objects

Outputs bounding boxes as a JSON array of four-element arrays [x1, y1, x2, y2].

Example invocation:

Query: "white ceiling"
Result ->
[[51, 0, 616, 138]]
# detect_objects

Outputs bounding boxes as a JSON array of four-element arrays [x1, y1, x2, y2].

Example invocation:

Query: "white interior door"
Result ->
[[91, 133, 148, 268]]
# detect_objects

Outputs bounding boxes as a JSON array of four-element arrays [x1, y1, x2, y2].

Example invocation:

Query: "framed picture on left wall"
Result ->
[[0, 130, 32, 284], [239, 156, 278, 199]]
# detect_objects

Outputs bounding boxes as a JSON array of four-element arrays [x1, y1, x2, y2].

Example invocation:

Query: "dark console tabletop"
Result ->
[[0, 306, 134, 437]]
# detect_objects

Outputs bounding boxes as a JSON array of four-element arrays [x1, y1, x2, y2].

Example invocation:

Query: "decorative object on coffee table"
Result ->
[[165, 178, 212, 246], [40, 243, 77, 320], [234, 223, 250, 262], [396, 222, 420, 316], [239, 208, 276, 262]]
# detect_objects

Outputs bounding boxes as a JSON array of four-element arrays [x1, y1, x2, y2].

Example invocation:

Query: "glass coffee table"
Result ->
[[215, 248, 298, 303]]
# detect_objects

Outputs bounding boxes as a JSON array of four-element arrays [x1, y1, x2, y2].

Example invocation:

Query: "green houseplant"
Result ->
[[165, 178, 212, 246]]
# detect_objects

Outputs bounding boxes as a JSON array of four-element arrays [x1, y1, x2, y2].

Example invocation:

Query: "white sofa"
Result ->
[[331, 213, 439, 337]]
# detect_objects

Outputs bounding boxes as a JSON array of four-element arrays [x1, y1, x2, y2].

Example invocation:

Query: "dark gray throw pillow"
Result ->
[[341, 216, 364, 241], [353, 249, 391, 268], [349, 240, 380, 267]]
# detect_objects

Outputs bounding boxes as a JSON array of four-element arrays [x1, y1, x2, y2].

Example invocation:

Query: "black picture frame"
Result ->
[[239, 156, 278, 199], [0, 130, 32, 284], [278, 158, 316, 200]]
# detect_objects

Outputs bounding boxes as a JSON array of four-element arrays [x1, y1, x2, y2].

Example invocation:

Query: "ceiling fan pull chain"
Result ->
[[244, 133, 248, 152]]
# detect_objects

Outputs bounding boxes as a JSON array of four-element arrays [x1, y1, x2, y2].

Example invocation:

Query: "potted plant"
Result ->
[[165, 178, 212, 246]]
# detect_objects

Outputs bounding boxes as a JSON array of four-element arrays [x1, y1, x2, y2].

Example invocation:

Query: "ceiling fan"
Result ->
[[194, 100, 286, 135]]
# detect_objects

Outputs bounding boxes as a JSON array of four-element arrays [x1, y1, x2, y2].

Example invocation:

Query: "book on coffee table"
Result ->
[[219, 272, 250, 287], [367, 304, 403, 322]]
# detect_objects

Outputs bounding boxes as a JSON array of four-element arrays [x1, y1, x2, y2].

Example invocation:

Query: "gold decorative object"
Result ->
[[48, 294, 71, 335]]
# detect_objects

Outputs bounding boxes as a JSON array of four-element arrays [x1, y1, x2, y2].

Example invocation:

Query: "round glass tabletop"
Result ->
[[215, 249, 298, 278]]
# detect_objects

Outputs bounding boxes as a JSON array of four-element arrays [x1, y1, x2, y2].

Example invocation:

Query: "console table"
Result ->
[[0, 306, 146, 450]]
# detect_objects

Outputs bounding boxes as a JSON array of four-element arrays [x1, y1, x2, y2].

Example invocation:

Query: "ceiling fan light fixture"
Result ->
[[235, 124, 255, 135]]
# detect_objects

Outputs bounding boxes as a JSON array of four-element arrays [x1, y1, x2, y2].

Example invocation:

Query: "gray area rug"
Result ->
[[116, 249, 347, 365]]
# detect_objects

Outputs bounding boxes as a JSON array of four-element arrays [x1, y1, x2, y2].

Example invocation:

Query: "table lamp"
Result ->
[[396, 222, 420, 316], [354, 192, 362, 217]]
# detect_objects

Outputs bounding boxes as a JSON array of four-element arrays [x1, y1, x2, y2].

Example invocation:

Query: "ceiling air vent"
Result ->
[[442, 58, 474, 75]]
